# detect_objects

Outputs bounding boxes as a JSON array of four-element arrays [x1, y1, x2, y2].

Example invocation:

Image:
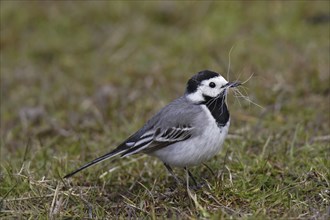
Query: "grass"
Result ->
[[1, 1, 329, 219]]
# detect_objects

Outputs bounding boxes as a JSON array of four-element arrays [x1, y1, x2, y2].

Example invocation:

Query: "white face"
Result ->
[[186, 76, 229, 103]]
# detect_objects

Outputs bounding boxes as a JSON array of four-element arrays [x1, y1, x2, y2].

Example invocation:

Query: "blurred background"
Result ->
[[1, 1, 329, 218]]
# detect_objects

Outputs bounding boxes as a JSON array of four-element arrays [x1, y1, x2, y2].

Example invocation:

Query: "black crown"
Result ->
[[186, 70, 219, 94]]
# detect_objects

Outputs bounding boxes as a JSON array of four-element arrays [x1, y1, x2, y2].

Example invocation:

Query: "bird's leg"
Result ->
[[163, 163, 182, 185], [184, 167, 199, 188]]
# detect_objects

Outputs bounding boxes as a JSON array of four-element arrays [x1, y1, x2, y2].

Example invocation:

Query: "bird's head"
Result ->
[[185, 70, 240, 104]]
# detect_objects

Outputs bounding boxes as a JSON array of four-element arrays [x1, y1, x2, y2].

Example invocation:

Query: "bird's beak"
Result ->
[[225, 82, 241, 88]]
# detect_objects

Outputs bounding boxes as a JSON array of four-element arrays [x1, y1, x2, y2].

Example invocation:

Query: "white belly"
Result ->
[[151, 106, 230, 167]]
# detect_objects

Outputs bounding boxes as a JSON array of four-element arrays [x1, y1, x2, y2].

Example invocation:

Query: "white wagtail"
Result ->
[[64, 70, 240, 185]]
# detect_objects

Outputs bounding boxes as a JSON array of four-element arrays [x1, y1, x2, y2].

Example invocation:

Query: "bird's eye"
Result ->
[[209, 82, 216, 88]]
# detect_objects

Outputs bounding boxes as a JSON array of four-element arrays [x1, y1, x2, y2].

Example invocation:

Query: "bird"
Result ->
[[64, 70, 240, 185]]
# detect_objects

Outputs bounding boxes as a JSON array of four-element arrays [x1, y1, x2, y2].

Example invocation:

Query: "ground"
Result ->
[[1, 1, 329, 219]]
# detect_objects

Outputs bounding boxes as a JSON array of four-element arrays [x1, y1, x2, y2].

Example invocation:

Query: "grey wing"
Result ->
[[119, 96, 203, 157], [121, 125, 195, 156]]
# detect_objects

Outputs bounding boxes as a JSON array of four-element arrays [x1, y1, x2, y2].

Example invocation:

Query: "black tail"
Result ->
[[63, 148, 123, 179]]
